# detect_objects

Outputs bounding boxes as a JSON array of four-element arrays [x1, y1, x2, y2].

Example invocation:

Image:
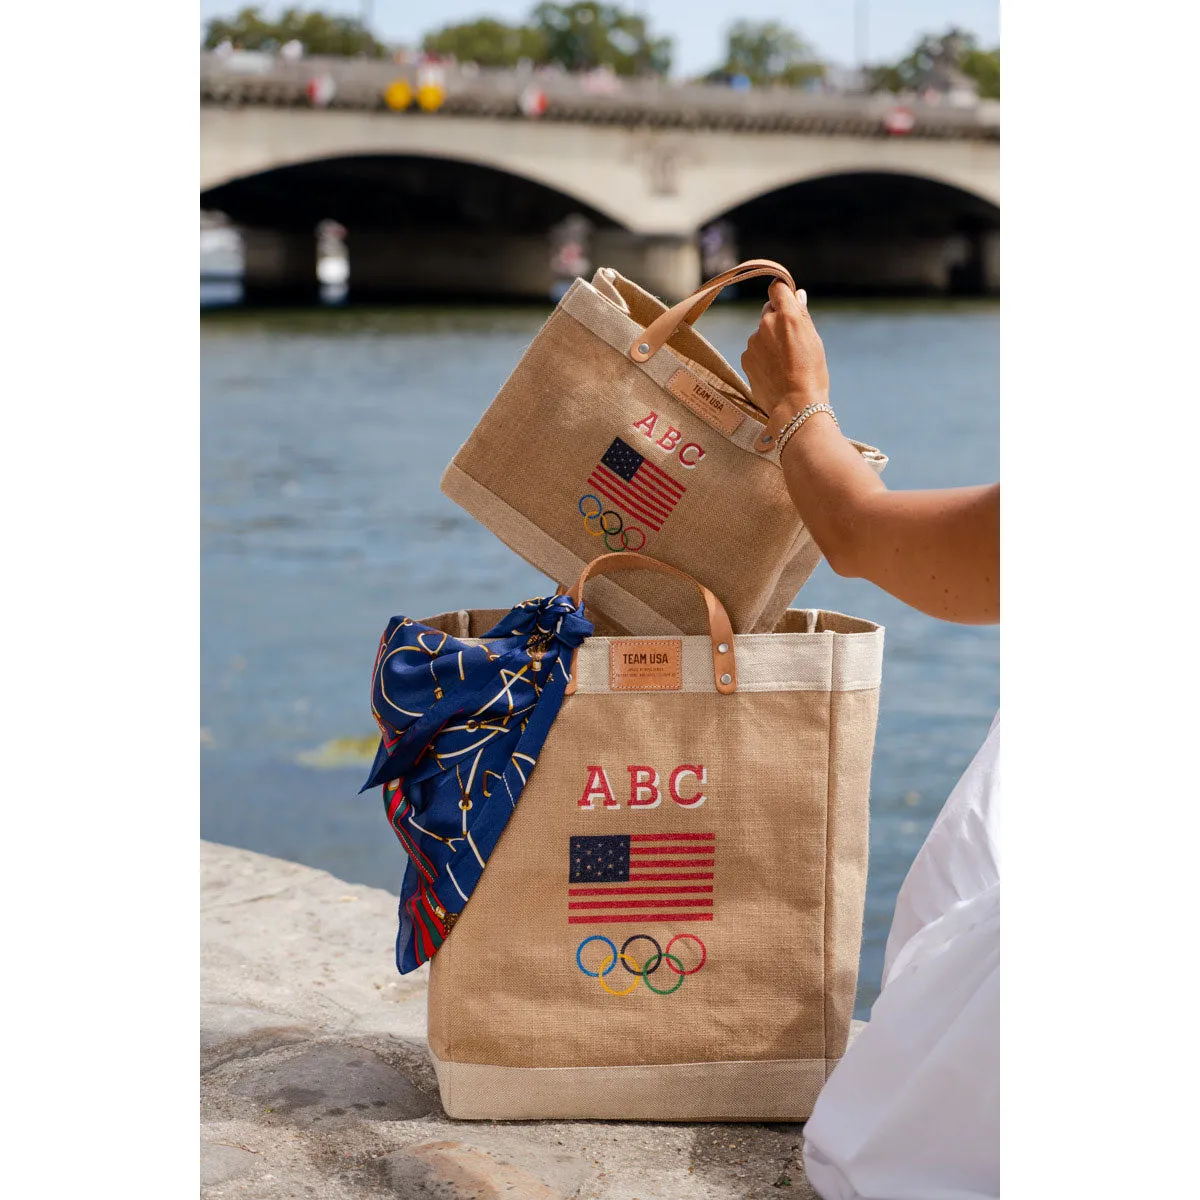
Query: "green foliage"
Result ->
[[202, 6, 386, 58], [423, 18, 547, 68], [867, 26, 999, 99], [960, 46, 1000, 100], [530, 3, 672, 76], [712, 19, 825, 87]]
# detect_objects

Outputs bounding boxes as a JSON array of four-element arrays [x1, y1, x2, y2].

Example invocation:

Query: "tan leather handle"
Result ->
[[676, 258, 797, 327], [629, 259, 795, 364], [564, 552, 737, 696]]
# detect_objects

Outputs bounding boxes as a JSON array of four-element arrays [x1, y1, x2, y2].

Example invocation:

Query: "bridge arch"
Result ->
[[201, 151, 627, 234], [701, 170, 999, 295]]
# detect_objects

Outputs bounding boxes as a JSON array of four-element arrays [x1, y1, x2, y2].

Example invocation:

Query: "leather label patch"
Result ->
[[666, 368, 746, 437], [609, 639, 683, 691]]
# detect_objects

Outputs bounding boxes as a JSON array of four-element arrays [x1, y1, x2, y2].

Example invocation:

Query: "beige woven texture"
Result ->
[[421, 607, 883, 1122], [442, 269, 886, 636]]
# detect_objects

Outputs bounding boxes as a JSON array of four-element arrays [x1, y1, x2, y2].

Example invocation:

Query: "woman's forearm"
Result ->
[[775, 409, 887, 577], [741, 283, 998, 626], [779, 410, 1000, 624]]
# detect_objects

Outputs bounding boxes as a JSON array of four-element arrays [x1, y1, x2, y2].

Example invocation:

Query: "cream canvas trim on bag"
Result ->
[[429, 1047, 835, 1123], [446, 629, 884, 694], [560, 280, 770, 458]]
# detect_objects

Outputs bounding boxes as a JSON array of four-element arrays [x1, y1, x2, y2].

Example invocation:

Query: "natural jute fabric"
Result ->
[[441, 263, 887, 636], [418, 601, 884, 1122]]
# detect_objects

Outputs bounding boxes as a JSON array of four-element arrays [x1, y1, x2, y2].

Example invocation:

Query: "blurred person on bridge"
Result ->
[[742, 282, 999, 1200]]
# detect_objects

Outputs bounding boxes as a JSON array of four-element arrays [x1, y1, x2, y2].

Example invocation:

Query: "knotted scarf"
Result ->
[[362, 593, 593, 973]]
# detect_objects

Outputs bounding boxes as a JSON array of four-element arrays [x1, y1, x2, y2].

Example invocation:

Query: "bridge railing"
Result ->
[[200, 54, 999, 141]]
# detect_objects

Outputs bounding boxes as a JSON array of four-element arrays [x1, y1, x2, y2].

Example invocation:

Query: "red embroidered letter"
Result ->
[[679, 442, 706, 468], [578, 765, 618, 809], [656, 426, 682, 452], [669, 765, 707, 808], [632, 412, 659, 439], [627, 765, 661, 808]]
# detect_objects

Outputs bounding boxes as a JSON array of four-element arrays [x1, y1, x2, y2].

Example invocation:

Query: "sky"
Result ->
[[198, 2, 1000, 75]]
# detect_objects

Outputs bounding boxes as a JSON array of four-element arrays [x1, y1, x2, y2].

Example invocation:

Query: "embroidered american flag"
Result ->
[[567, 833, 716, 924], [587, 438, 686, 532]]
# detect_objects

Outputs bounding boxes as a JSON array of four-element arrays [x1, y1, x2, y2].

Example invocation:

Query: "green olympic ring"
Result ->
[[643, 952, 685, 994]]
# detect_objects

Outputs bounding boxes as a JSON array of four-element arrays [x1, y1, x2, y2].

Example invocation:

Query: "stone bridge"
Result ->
[[200, 56, 999, 302]]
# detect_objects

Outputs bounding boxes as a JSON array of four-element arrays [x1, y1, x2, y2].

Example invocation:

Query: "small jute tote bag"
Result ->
[[441, 259, 887, 637], [422, 553, 884, 1122]]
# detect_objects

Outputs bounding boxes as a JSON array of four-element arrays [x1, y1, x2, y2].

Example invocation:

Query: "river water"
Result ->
[[200, 297, 998, 1016]]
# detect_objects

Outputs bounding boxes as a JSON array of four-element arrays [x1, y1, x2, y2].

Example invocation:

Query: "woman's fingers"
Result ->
[[769, 279, 802, 315]]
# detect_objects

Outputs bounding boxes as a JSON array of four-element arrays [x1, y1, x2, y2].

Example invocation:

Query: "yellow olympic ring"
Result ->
[[598, 951, 643, 995]]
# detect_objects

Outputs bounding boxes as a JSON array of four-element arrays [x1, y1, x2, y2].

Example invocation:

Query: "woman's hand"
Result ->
[[741, 281, 830, 418]]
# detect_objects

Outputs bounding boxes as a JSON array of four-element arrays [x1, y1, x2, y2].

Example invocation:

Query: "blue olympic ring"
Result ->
[[576, 934, 618, 977]]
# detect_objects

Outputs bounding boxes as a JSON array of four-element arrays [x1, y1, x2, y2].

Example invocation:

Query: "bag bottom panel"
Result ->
[[429, 1045, 835, 1122]]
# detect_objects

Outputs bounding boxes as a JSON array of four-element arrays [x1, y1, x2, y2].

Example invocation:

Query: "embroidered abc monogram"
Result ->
[[609, 639, 682, 691]]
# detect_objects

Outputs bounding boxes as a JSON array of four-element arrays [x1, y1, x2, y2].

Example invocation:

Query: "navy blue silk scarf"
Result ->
[[362, 594, 592, 973]]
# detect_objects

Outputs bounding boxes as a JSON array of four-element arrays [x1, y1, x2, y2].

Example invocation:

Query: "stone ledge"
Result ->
[[202, 840, 844, 1198]]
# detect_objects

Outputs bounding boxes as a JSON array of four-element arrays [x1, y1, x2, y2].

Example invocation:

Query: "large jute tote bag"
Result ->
[[440, 260, 887, 637], [422, 553, 884, 1122]]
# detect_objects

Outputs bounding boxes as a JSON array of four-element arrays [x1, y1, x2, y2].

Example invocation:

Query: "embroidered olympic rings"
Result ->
[[577, 495, 646, 553], [574, 933, 707, 996]]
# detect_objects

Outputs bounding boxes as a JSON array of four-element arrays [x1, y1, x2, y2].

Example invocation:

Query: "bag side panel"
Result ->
[[822, 687, 879, 1066]]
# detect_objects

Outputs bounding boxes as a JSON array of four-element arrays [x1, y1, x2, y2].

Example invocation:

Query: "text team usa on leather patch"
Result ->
[[610, 639, 682, 691], [666, 367, 746, 437], [568, 833, 717, 924]]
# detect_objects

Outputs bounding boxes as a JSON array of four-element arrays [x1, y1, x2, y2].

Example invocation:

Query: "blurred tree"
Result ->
[[423, 18, 547, 67], [530, 3, 672, 76], [707, 19, 825, 87], [960, 44, 1000, 100], [203, 7, 386, 57], [868, 27, 999, 99]]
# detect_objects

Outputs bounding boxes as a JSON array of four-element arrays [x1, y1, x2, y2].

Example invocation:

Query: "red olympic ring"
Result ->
[[665, 933, 707, 975]]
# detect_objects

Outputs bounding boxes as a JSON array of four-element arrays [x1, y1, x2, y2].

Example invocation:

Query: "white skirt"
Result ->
[[804, 713, 1000, 1200]]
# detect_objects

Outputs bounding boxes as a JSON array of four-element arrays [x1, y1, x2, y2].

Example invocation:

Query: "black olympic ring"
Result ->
[[620, 934, 663, 975]]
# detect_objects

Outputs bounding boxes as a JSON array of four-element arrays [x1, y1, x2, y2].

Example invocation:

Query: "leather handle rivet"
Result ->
[[720, 673, 732, 686], [718, 643, 729, 654], [637, 342, 650, 355]]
